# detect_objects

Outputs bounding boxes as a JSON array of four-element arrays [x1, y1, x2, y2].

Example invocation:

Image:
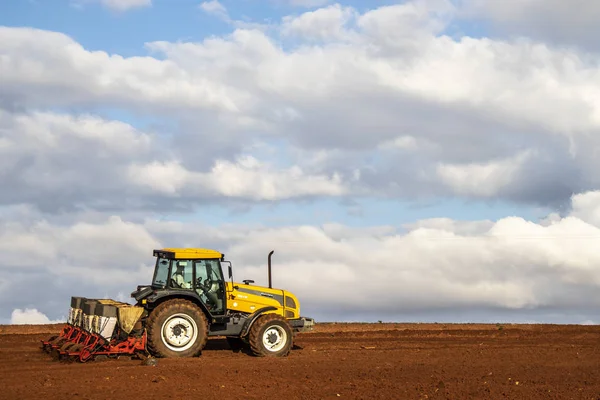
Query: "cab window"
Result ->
[[152, 258, 170, 287], [171, 260, 193, 289]]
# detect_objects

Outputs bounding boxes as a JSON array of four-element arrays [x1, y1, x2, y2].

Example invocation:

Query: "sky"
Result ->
[[2, 0, 600, 325]]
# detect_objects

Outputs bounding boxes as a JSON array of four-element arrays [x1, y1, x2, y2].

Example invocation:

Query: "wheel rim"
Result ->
[[262, 325, 287, 352], [161, 313, 198, 352]]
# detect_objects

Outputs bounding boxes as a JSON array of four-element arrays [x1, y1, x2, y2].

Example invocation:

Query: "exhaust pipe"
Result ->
[[268, 250, 274, 288]]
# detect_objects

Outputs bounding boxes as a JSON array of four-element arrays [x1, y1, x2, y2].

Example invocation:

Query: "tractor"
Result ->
[[41, 248, 314, 361]]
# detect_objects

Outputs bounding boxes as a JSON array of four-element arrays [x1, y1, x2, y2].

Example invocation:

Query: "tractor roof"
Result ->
[[153, 248, 223, 260]]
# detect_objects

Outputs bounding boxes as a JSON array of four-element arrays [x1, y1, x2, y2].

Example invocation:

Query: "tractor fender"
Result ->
[[146, 290, 212, 320], [239, 306, 278, 338]]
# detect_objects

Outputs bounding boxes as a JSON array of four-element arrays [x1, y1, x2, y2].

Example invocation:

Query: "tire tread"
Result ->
[[146, 299, 208, 358], [248, 313, 292, 357]]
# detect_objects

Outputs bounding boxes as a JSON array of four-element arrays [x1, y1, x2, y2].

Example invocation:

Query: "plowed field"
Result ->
[[1, 322, 600, 399]]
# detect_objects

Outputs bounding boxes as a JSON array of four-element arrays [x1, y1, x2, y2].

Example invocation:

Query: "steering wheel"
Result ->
[[196, 276, 213, 292]]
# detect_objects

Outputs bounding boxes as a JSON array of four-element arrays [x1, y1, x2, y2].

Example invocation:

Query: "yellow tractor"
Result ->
[[41, 248, 314, 361]]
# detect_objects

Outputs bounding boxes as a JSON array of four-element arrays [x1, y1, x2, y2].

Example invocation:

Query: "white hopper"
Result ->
[[94, 303, 118, 340], [69, 296, 85, 327], [82, 299, 99, 333], [97, 299, 144, 335]]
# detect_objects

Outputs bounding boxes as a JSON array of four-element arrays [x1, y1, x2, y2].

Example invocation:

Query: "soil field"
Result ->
[[1, 322, 600, 399]]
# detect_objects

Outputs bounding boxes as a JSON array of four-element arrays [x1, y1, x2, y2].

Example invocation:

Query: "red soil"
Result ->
[[1, 322, 599, 399]]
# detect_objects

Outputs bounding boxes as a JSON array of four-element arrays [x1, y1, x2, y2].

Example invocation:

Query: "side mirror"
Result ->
[[228, 265, 232, 279]]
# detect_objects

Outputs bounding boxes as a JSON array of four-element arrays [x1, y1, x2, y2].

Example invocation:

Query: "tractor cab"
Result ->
[[147, 248, 227, 315]]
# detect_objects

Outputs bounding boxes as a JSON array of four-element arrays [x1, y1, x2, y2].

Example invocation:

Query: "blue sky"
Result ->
[[2, 1, 242, 56], [1, 1, 490, 57], [2, 0, 600, 325]]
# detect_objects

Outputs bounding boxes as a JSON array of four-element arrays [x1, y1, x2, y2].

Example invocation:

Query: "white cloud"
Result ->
[[568, 191, 600, 228], [357, 0, 455, 48], [4, 3, 600, 207], [128, 156, 348, 200], [11, 309, 63, 324], [378, 135, 418, 150], [0, 109, 156, 211], [7, 3, 600, 141], [403, 218, 494, 235], [199, 0, 229, 20], [0, 27, 245, 114], [0, 108, 350, 211], [9, 110, 152, 154], [127, 161, 190, 196], [221, 194, 600, 313], [199, 1, 271, 30], [436, 151, 533, 197], [458, 0, 600, 49], [141, 5, 600, 203], [1, 1, 599, 218], [281, 4, 357, 41]]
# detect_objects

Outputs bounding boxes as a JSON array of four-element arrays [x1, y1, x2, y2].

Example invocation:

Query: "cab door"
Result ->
[[194, 259, 226, 315]]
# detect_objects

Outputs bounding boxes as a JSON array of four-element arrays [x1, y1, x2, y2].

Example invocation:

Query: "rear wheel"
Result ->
[[147, 299, 208, 358], [248, 314, 293, 357]]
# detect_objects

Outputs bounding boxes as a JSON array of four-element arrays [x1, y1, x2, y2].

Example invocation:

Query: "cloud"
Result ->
[[143, 5, 600, 205], [281, 4, 357, 41], [0, 109, 156, 212], [3, 2, 600, 208], [458, 0, 600, 50], [402, 218, 494, 235], [568, 191, 600, 228], [198, 1, 270, 30], [436, 151, 533, 197], [357, 0, 455, 46], [11, 309, 63, 324], [0, 27, 244, 114], [199, 0, 229, 21], [128, 156, 347, 200], [0, 109, 348, 211]]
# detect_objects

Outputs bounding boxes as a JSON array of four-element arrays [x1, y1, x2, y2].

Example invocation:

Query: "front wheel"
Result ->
[[248, 314, 293, 357], [146, 299, 208, 358]]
